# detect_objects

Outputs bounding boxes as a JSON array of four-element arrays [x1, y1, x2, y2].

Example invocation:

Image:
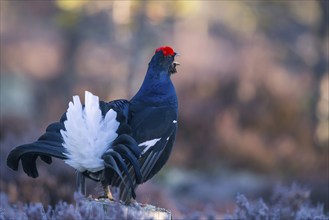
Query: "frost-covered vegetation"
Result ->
[[0, 193, 159, 220], [1, 184, 328, 220], [225, 184, 329, 220]]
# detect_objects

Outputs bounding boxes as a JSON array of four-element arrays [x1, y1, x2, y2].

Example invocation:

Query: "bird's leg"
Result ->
[[76, 172, 86, 196], [100, 181, 114, 200], [105, 185, 114, 200]]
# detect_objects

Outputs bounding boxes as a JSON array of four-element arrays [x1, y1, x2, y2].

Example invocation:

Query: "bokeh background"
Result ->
[[0, 0, 328, 218]]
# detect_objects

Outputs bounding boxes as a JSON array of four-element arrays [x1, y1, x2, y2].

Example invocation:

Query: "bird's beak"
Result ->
[[169, 61, 180, 74], [169, 52, 180, 74]]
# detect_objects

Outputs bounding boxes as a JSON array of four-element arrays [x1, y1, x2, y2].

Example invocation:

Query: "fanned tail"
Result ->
[[6, 91, 143, 203]]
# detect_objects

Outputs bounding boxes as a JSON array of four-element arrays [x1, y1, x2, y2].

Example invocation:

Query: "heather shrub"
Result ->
[[0, 192, 151, 220], [1, 183, 327, 220], [225, 183, 329, 220]]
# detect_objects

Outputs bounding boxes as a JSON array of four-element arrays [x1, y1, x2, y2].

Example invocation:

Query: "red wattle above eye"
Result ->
[[155, 46, 175, 56]]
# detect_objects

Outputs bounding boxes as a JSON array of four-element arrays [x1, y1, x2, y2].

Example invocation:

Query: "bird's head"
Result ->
[[131, 46, 179, 104], [150, 46, 180, 75]]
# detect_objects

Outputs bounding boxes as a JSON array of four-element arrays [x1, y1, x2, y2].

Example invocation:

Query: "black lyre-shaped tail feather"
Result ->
[[99, 101, 142, 201], [6, 120, 68, 178], [101, 133, 142, 201]]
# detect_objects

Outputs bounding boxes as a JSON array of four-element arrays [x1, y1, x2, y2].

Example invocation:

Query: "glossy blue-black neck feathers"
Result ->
[[131, 52, 178, 108]]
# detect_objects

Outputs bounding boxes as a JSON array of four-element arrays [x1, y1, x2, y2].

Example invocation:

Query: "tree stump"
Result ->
[[91, 198, 172, 220]]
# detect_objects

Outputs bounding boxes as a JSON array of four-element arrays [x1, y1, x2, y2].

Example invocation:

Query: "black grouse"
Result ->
[[7, 46, 179, 203]]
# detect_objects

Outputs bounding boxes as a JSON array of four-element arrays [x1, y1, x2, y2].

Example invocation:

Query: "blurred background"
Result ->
[[0, 0, 328, 218]]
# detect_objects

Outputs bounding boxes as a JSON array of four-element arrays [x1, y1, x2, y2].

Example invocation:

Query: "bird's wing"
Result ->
[[130, 105, 178, 182], [139, 125, 177, 182], [112, 106, 177, 202]]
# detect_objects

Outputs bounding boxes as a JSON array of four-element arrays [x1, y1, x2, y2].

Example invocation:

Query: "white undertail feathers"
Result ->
[[61, 91, 120, 172]]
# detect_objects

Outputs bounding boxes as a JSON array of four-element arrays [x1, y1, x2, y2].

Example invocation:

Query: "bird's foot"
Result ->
[[101, 185, 115, 201], [97, 195, 114, 201]]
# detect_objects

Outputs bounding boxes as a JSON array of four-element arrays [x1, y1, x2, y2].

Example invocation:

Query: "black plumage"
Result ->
[[7, 46, 179, 203]]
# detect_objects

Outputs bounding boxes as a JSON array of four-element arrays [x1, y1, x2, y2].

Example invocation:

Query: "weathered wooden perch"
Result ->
[[87, 198, 172, 220]]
